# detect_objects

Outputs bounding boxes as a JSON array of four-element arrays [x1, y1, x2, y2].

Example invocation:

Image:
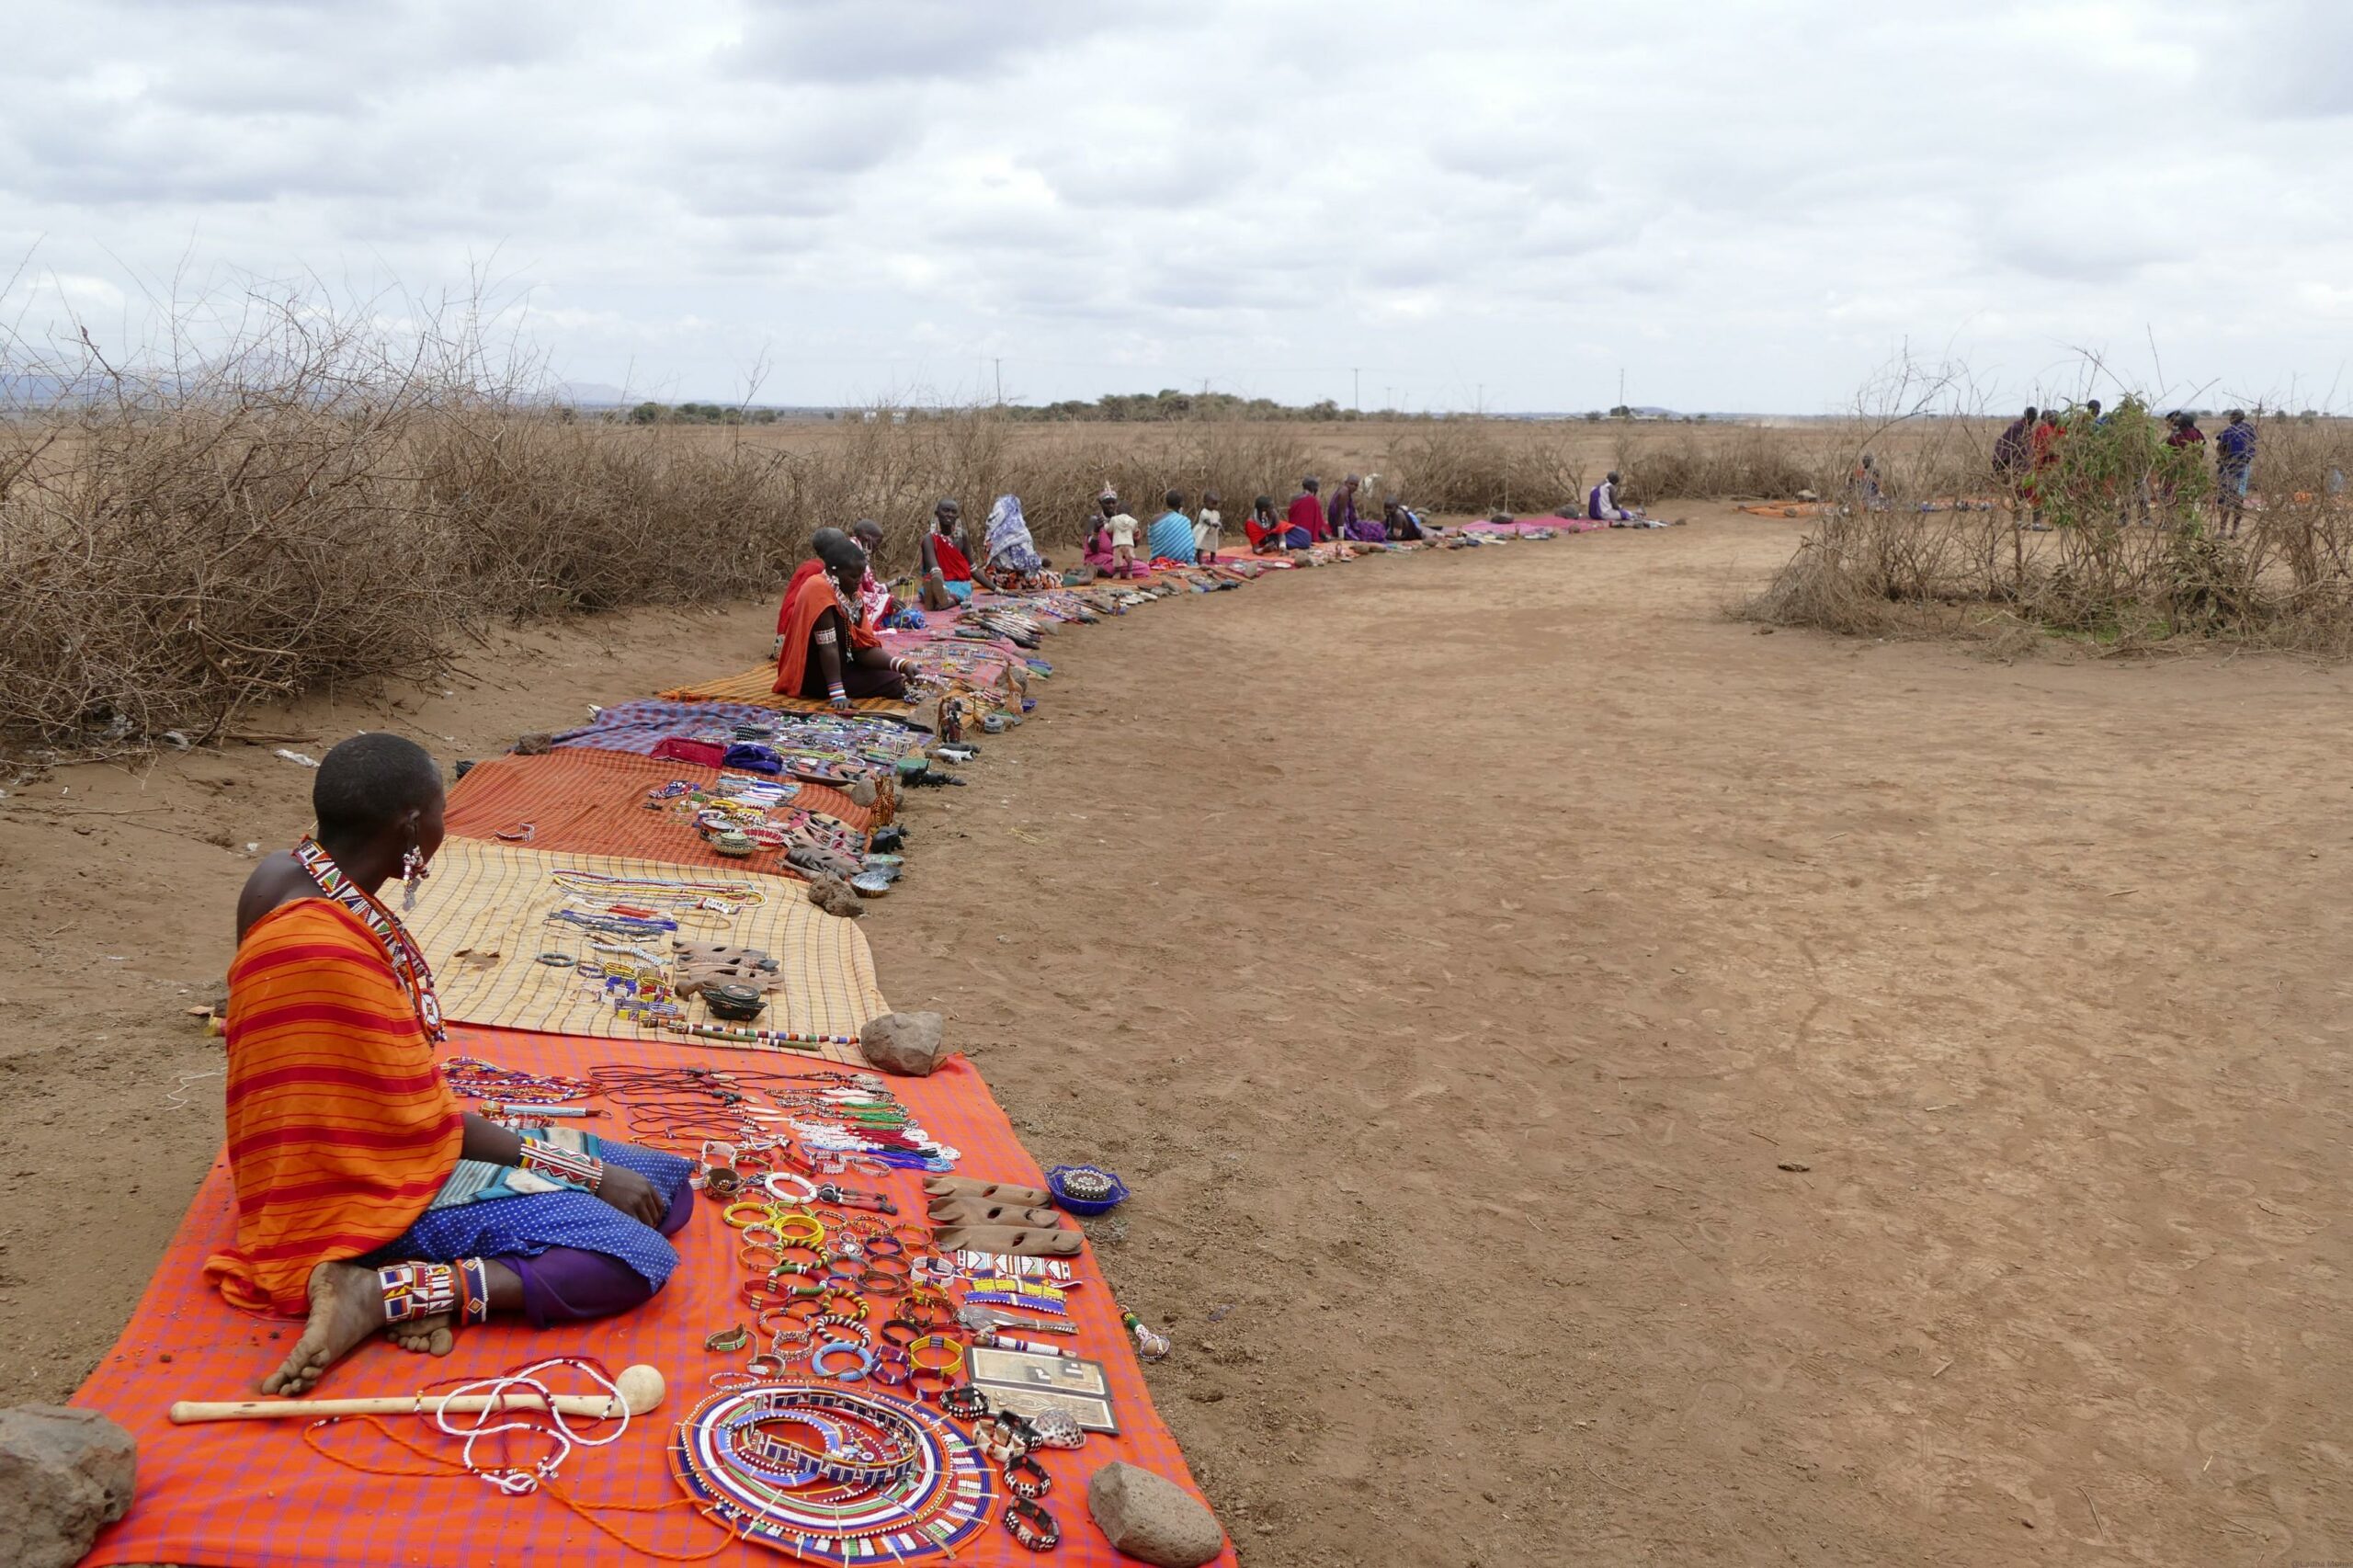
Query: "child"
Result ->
[[1194, 489, 1223, 562], [1107, 504, 1140, 577], [1246, 494, 1285, 552]]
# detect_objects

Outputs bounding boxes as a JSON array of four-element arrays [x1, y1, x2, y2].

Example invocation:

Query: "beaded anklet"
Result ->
[[379, 1262, 460, 1324]]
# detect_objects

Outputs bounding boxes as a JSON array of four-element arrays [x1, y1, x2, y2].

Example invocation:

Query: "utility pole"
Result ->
[[1352, 367, 1361, 412], [994, 358, 1004, 406], [1618, 367, 1626, 412]]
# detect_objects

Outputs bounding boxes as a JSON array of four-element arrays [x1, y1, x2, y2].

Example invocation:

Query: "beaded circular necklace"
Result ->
[[668, 1383, 995, 1562]]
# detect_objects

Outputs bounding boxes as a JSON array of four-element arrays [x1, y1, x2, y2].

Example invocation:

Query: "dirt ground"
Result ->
[[6, 511, 2351, 1566]]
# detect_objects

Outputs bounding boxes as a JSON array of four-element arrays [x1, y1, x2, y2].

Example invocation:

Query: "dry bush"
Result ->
[[1, 297, 468, 745], [1389, 419, 1584, 513], [1745, 397, 2353, 655]]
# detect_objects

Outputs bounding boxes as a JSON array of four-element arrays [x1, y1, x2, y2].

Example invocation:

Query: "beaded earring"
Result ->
[[402, 844, 427, 912]]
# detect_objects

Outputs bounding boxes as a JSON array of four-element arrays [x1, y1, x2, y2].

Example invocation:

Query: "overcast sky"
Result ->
[[4, 0, 2349, 413]]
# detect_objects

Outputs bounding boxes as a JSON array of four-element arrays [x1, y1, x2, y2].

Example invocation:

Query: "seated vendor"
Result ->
[[1382, 496, 1433, 540], [848, 518, 897, 626], [777, 531, 918, 709], [211, 733, 696, 1396], [1146, 488, 1199, 563], [919, 497, 975, 608], [981, 494, 1058, 589], [1247, 493, 1310, 552]]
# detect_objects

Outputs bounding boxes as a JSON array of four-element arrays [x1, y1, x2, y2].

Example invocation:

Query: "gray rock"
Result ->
[[859, 1010, 946, 1076], [0, 1404, 136, 1568], [1086, 1461, 1224, 1567]]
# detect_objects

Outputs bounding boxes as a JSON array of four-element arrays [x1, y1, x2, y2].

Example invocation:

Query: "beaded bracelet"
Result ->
[[812, 1313, 870, 1345], [817, 1287, 870, 1322], [859, 1266, 910, 1298], [908, 1367, 958, 1403], [517, 1141, 604, 1193], [745, 1354, 788, 1379], [1005, 1454, 1051, 1500], [906, 1335, 965, 1377], [1003, 1499, 1058, 1551], [878, 1317, 922, 1348], [810, 1342, 874, 1382], [938, 1384, 989, 1421]]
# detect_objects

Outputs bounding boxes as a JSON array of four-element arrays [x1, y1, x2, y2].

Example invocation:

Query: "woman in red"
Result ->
[[1286, 477, 1329, 542], [774, 531, 916, 710], [918, 497, 974, 609]]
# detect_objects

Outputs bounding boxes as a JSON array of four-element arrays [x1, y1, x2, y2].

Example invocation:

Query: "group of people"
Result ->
[[1241, 474, 1434, 552], [1993, 402, 2259, 535]]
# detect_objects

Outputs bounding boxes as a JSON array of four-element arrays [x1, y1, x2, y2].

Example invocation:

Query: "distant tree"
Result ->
[[1608, 404, 1631, 419], [628, 401, 664, 425], [1584, 410, 1602, 422]]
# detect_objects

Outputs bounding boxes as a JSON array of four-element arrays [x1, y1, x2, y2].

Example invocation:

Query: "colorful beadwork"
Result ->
[[668, 1383, 996, 1562]]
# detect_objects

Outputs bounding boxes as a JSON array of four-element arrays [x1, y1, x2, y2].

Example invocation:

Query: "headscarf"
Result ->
[[985, 495, 1043, 574]]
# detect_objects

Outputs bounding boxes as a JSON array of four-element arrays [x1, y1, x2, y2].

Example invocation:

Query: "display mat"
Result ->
[[74, 1024, 1234, 1568], [445, 748, 876, 858], [659, 665, 933, 728], [403, 838, 885, 1060]]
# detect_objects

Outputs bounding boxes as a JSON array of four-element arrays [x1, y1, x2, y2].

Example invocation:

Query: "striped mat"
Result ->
[[402, 838, 885, 1060]]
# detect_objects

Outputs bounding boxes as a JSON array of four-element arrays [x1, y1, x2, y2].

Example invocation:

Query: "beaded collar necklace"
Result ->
[[294, 836, 446, 1042]]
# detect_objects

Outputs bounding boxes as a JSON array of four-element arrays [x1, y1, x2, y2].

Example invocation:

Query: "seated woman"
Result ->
[[1382, 496, 1434, 540], [919, 497, 975, 609], [848, 518, 897, 625], [1245, 494, 1310, 553], [776, 532, 917, 710], [210, 733, 696, 1395], [981, 494, 1058, 589], [1146, 488, 1199, 564]]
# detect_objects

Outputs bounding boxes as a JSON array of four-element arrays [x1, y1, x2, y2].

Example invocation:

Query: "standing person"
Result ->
[[2158, 412, 2206, 519], [918, 497, 974, 609], [2023, 407, 2063, 528], [1587, 471, 1643, 522], [1193, 489, 1224, 562], [1993, 406, 2037, 480], [1104, 491, 1142, 576], [214, 733, 697, 1395], [1287, 477, 1328, 542], [1146, 488, 1198, 563], [2216, 409, 2256, 538]]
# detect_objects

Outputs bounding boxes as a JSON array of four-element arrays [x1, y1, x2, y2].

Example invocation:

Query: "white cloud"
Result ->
[[0, 0, 2348, 412]]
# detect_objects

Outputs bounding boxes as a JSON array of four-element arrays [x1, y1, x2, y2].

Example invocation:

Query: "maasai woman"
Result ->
[[981, 494, 1057, 589], [848, 518, 896, 627], [211, 733, 696, 1395], [919, 497, 975, 609], [775, 531, 916, 709], [1247, 494, 1308, 553]]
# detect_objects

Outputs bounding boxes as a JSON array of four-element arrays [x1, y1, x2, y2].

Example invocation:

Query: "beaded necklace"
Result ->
[[295, 837, 445, 1042]]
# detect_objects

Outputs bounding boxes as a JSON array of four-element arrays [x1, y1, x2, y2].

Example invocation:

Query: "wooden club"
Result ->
[[167, 1362, 666, 1425]]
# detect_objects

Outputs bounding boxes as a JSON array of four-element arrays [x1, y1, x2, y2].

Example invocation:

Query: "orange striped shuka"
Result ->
[[202, 898, 463, 1314], [773, 564, 876, 696]]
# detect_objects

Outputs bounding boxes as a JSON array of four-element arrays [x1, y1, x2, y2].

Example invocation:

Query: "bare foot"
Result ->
[[387, 1312, 455, 1358], [261, 1261, 385, 1396]]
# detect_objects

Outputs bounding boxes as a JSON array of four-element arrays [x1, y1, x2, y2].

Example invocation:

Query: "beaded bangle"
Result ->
[[773, 1211, 826, 1248], [812, 1313, 870, 1345], [869, 1348, 913, 1387], [777, 1296, 827, 1325], [906, 1335, 965, 1376], [863, 1233, 906, 1259], [908, 1367, 958, 1402], [770, 1243, 825, 1275], [737, 1241, 784, 1272], [517, 1140, 604, 1193], [817, 1287, 870, 1321], [455, 1257, 492, 1325], [878, 1316, 922, 1347], [938, 1384, 989, 1421], [722, 1200, 773, 1230], [810, 1342, 874, 1382], [859, 1266, 910, 1298], [745, 1354, 787, 1379], [1005, 1454, 1051, 1500], [823, 1255, 868, 1283], [1003, 1499, 1059, 1551], [704, 1324, 752, 1353]]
